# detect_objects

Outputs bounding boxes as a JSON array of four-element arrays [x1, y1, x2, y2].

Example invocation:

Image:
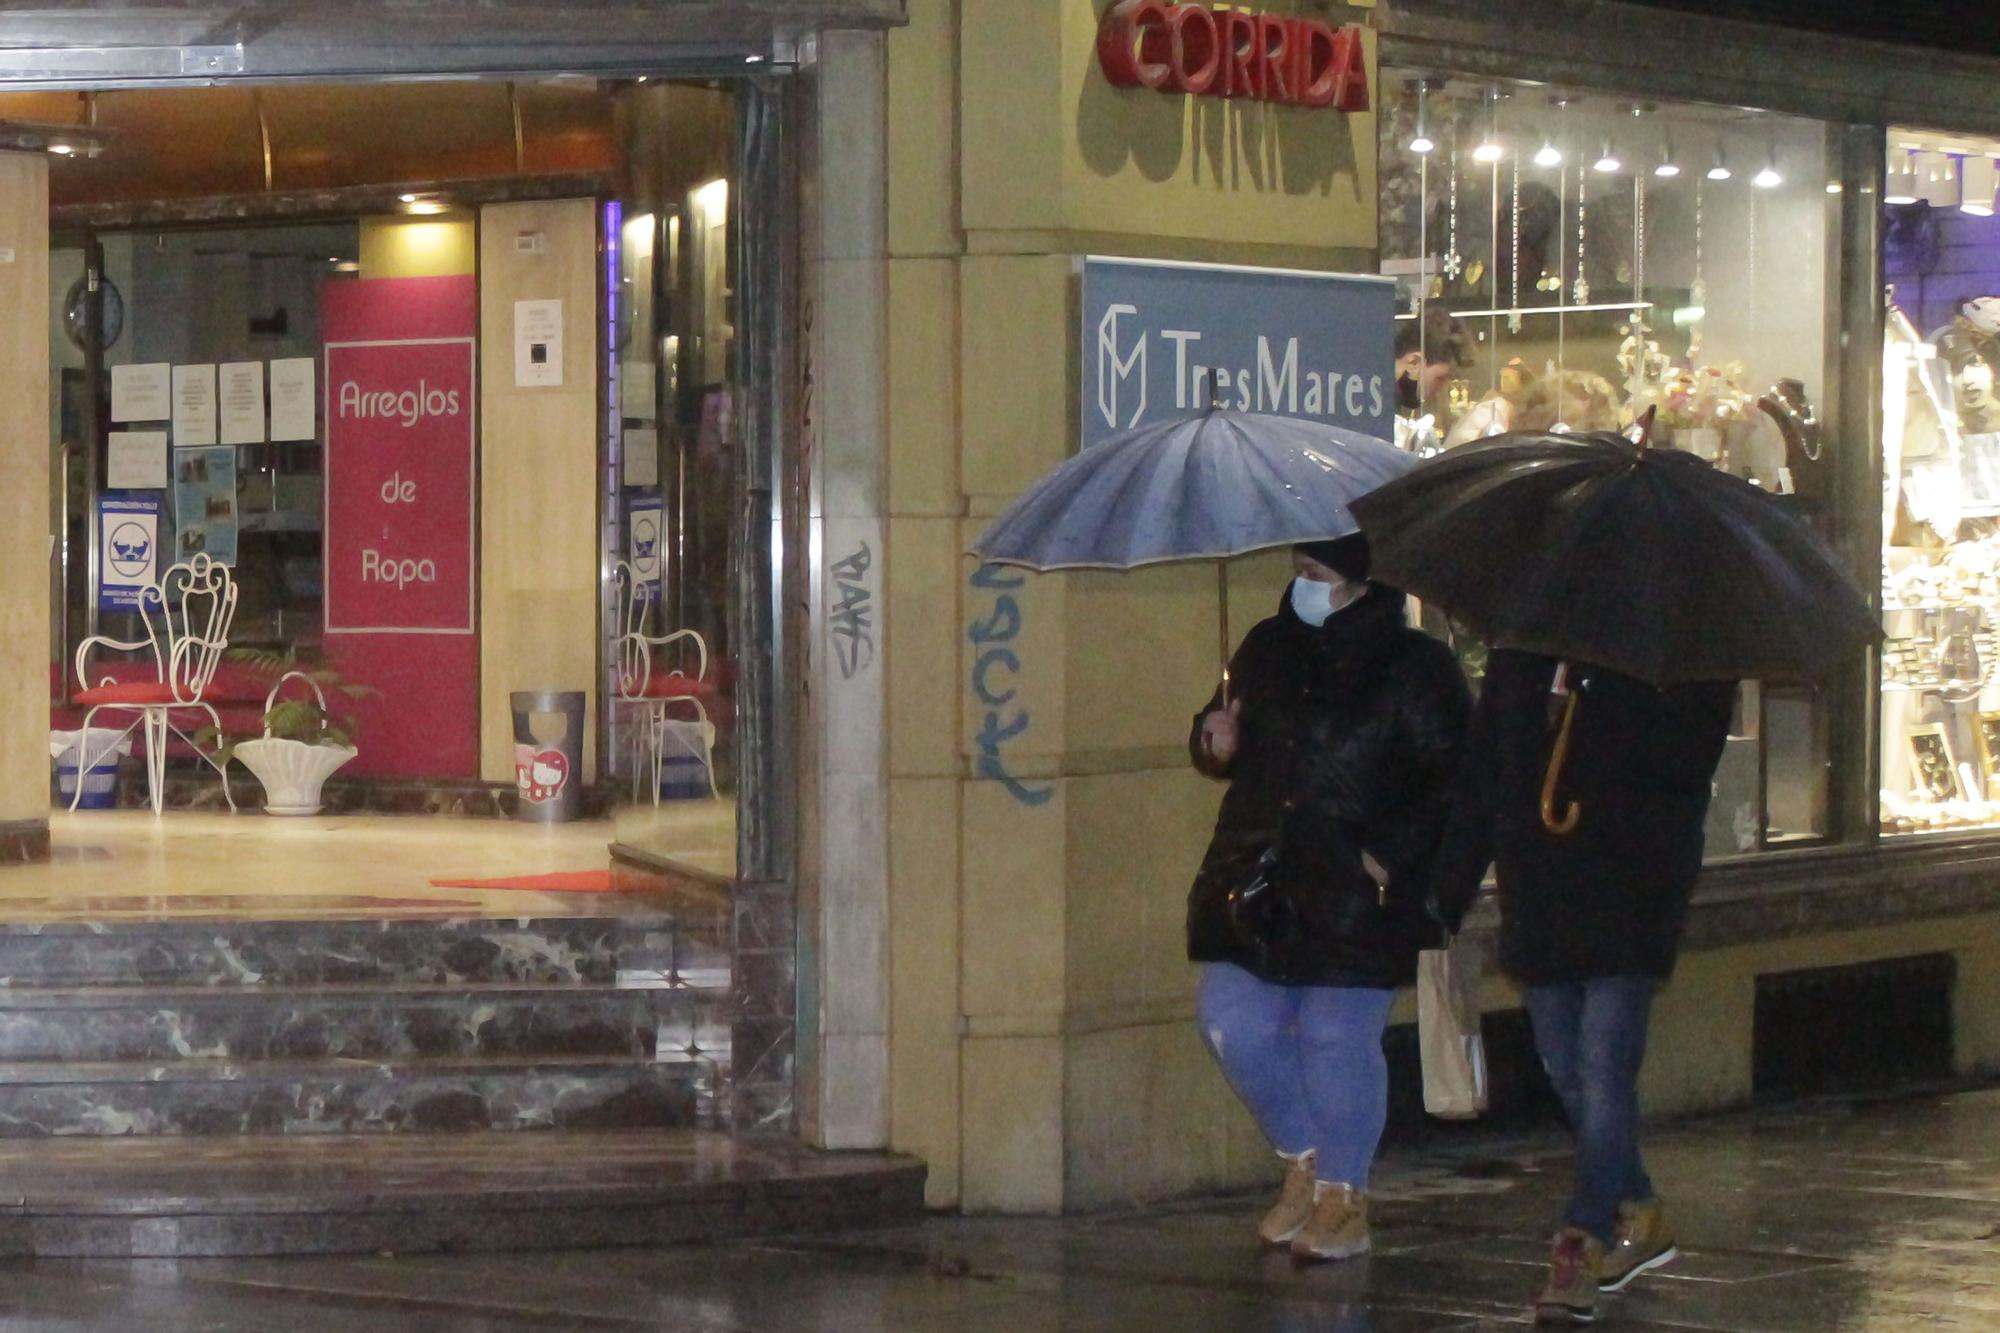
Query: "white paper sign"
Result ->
[[514, 299, 564, 388], [268, 357, 317, 442], [219, 362, 266, 445], [621, 361, 657, 420], [110, 363, 172, 423], [623, 427, 660, 489], [171, 364, 218, 447], [106, 431, 169, 490]]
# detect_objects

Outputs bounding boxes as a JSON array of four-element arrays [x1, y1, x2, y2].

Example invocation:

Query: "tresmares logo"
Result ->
[[1097, 303, 1147, 430]]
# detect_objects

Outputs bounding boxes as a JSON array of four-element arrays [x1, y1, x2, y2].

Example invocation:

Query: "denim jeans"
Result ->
[[1196, 963, 1396, 1189], [1525, 976, 1660, 1244]]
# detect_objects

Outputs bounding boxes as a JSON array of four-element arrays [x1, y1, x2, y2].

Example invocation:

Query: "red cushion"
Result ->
[[642, 674, 717, 701], [74, 682, 181, 706]]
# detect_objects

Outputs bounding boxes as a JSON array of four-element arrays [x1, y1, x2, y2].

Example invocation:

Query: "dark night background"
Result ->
[[1630, 2, 2000, 56]]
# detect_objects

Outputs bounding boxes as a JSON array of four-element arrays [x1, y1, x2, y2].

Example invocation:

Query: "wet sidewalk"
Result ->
[[9, 1086, 2000, 1329]]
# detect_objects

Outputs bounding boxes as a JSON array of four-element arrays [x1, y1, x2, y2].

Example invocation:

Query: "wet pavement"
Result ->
[[7, 1085, 2000, 1329]]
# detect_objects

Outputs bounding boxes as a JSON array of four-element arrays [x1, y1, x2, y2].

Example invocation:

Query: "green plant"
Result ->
[[197, 648, 379, 762]]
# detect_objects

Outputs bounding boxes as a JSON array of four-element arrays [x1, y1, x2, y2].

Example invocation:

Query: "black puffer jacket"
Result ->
[[1186, 584, 1472, 988], [1430, 650, 1736, 985]]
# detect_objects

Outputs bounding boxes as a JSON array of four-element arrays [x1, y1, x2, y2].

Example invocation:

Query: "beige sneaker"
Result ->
[[1290, 1182, 1370, 1261], [1534, 1227, 1606, 1325], [1600, 1198, 1678, 1292], [1256, 1151, 1316, 1246]]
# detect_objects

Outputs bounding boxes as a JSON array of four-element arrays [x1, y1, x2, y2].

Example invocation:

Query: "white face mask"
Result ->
[[1290, 575, 1365, 627]]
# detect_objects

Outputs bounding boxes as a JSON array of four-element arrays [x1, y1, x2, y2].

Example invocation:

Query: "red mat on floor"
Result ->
[[428, 870, 616, 893]]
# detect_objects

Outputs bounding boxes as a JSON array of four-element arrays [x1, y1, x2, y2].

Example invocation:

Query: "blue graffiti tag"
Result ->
[[967, 564, 1053, 807]]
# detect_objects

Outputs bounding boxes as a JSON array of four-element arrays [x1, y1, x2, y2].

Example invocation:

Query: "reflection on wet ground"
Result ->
[[12, 1085, 2000, 1329]]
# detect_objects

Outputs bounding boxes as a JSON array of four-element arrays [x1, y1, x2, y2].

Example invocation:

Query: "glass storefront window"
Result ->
[[1880, 127, 2000, 837], [1380, 71, 1840, 855]]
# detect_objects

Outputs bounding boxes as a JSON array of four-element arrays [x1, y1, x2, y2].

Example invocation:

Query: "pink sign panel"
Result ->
[[320, 276, 480, 779], [323, 339, 476, 632]]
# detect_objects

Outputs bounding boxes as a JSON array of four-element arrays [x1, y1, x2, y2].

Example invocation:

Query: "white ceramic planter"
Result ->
[[234, 737, 358, 816]]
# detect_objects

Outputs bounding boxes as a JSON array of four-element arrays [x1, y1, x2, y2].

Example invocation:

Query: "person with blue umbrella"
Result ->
[[973, 410, 1473, 1262]]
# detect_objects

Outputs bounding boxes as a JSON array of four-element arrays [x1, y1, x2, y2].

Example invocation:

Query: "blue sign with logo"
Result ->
[[98, 492, 162, 612], [1080, 257, 1396, 450]]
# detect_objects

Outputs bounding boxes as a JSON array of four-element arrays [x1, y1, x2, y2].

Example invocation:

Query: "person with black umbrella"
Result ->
[[1351, 426, 1879, 1325]]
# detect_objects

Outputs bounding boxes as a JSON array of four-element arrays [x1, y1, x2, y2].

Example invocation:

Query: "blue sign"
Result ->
[[1080, 257, 1396, 450], [98, 492, 161, 612]]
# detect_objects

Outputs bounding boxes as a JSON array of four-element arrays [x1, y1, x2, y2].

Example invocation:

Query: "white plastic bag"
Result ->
[[1417, 936, 1488, 1120]]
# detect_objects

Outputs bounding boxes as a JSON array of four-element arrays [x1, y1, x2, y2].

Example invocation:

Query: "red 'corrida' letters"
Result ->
[[1096, 1, 1371, 111]]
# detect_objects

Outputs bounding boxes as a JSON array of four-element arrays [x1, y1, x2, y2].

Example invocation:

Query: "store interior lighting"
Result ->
[[1754, 158, 1783, 189], [1473, 138, 1504, 163], [1534, 139, 1563, 168], [1593, 141, 1621, 173], [1918, 152, 1960, 208], [1885, 148, 1921, 204], [1963, 155, 2000, 216], [1407, 80, 1434, 154], [1654, 143, 1681, 177], [1707, 150, 1732, 181]]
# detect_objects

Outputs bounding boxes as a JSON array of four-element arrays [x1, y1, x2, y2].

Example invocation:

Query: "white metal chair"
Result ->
[[613, 560, 718, 803], [72, 553, 238, 815]]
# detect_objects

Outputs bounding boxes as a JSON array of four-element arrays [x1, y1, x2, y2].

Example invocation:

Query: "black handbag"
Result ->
[[1224, 844, 1319, 983]]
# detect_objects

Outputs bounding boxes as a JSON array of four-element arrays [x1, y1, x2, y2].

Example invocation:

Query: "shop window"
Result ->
[[1380, 72, 1840, 856], [1881, 128, 2000, 838]]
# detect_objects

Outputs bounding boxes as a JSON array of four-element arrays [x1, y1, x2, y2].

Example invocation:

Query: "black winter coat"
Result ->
[[1186, 584, 1472, 988], [1431, 650, 1736, 986]]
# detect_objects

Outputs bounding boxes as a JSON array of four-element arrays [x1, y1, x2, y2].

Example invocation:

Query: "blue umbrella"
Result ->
[[970, 410, 1417, 696]]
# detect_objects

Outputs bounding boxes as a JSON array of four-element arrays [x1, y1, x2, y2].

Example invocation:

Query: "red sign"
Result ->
[[1096, 1, 1370, 111], [321, 276, 480, 779]]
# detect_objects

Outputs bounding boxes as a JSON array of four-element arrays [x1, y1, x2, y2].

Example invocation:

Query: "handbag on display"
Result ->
[[1417, 934, 1489, 1120]]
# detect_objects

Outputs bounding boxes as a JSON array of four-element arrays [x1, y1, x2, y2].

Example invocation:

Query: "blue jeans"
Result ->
[[1196, 964, 1395, 1189], [1526, 976, 1659, 1245]]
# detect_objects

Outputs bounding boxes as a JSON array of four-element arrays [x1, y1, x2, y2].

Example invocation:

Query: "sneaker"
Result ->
[[1256, 1151, 1316, 1247], [1534, 1227, 1605, 1325], [1600, 1198, 1679, 1292], [1290, 1182, 1370, 1261]]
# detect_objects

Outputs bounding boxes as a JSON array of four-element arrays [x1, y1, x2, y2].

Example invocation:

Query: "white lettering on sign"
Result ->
[[380, 471, 418, 504], [361, 549, 438, 590], [1166, 330, 1386, 420], [336, 379, 464, 428]]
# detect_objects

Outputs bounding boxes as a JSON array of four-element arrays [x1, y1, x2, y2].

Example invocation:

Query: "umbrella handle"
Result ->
[[1541, 691, 1583, 835]]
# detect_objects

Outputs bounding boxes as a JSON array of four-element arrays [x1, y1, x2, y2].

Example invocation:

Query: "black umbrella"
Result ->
[[1349, 428, 1880, 687]]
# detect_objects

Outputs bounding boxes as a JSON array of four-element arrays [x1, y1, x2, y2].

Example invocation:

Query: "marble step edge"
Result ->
[[0, 980, 730, 1005], [0, 1055, 710, 1086], [0, 1162, 928, 1256], [0, 914, 678, 938]]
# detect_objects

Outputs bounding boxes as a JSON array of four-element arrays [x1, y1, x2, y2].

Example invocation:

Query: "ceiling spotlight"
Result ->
[[1707, 152, 1733, 182], [399, 193, 419, 203], [1408, 79, 1434, 156], [1534, 141, 1563, 168], [1473, 140, 1505, 164], [1593, 142, 1622, 173], [1754, 164, 1783, 189], [1655, 159, 1681, 178], [48, 143, 74, 157], [1918, 151, 1958, 208]]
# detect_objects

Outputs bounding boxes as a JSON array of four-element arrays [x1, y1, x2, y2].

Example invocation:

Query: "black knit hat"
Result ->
[[1293, 533, 1371, 582]]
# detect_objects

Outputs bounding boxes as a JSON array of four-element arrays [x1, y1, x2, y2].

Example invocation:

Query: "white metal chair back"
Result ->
[[613, 560, 656, 702], [77, 554, 238, 704]]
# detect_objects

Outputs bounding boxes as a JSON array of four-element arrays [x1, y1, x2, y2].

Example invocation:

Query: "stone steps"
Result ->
[[0, 1055, 707, 1137], [0, 909, 745, 1137], [0, 983, 727, 1064]]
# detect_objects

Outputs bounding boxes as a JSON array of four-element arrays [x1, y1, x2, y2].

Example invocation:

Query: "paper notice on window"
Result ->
[[218, 362, 267, 445], [621, 360, 657, 420], [268, 357, 317, 442], [106, 431, 169, 490], [623, 427, 660, 488], [514, 299, 564, 388], [110, 363, 172, 423], [171, 364, 218, 447]]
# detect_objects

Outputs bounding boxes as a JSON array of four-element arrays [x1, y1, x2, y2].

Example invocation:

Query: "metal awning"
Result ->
[[0, 0, 906, 86]]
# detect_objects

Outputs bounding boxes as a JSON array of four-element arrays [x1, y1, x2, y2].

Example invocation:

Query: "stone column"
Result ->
[[0, 151, 50, 863]]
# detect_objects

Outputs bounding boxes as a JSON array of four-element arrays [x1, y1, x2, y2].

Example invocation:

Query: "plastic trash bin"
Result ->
[[50, 728, 131, 811], [512, 690, 586, 823]]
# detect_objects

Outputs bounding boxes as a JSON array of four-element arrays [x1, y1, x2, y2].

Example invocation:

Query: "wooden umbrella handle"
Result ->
[[1541, 690, 1583, 835]]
